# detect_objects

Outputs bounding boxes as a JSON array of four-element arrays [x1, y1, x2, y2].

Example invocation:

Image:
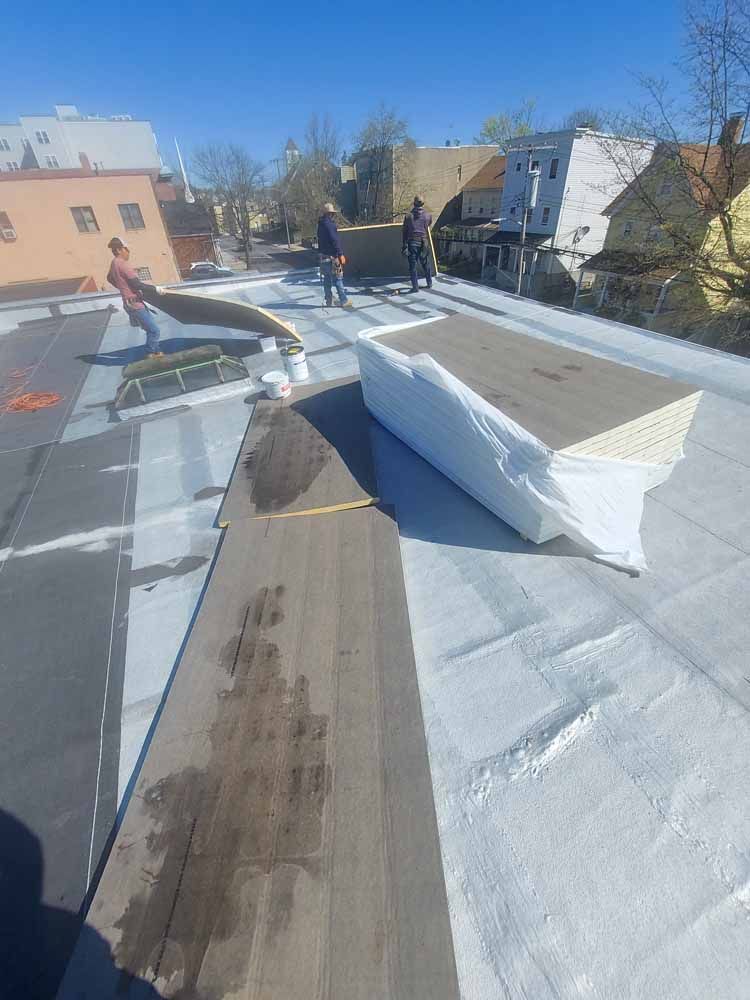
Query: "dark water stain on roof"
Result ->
[[113, 583, 329, 996]]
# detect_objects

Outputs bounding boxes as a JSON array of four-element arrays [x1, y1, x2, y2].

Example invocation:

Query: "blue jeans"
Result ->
[[130, 306, 160, 353], [321, 258, 349, 305], [407, 240, 432, 291]]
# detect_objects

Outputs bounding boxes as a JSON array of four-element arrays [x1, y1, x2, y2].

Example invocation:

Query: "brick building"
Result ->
[[159, 201, 219, 277]]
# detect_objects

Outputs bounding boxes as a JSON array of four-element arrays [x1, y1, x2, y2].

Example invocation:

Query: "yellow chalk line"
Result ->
[[217, 497, 380, 529], [252, 497, 380, 520]]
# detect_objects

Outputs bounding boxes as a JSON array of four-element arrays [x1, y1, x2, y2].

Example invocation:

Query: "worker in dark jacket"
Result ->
[[316, 204, 353, 308], [402, 196, 433, 292]]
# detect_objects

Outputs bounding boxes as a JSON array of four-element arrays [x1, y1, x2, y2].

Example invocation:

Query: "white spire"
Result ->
[[175, 138, 195, 204]]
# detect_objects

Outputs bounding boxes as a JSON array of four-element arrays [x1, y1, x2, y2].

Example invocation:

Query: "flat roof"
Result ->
[[0, 277, 89, 303], [2, 268, 748, 998]]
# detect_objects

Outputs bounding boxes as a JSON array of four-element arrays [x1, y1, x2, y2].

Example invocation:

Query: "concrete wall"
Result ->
[[0, 173, 180, 289], [353, 145, 497, 223]]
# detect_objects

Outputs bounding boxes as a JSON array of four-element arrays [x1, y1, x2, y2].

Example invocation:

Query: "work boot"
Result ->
[[324, 299, 333, 308], [148, 352, 165, 358], [340, 301, 354, 309]]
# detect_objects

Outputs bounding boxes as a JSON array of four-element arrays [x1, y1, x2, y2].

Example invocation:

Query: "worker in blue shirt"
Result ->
[[317, 204, 353, 308]]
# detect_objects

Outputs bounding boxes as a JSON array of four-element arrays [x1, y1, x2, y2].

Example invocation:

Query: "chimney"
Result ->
[[719, 113, 745, 147]]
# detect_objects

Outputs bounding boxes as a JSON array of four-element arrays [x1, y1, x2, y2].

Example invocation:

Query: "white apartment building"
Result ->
[[485, 126, 651, 295], [0, 105, 162, 174]]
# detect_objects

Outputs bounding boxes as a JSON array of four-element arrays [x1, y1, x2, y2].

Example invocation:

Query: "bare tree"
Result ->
[[192, 143, 265, 268], [352, 104, 410, 222], [597, 0, 750, 352], [475, 99, 538, 151], [282, 114, 344, 237], [560, 107, 606, 130]]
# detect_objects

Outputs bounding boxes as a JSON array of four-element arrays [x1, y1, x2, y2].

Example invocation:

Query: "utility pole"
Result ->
[[511, 142, 556, 296], [515, 148, 532, 296], [272, 156, 294, 250]]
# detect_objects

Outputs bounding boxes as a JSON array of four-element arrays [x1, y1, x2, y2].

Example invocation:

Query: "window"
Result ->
[[22, 138, 31, 149], [515, 161, 522, 171], [136, 267, 152, 281], [6, 162, 20, 171], [542, 207, 550, 226], [647, 223, 662, 242], [118, 202, 145, 230], [531, 160, 539, 171], [35, 130, 51, 144], [0, 210, 17, 240], [549, 158, 559, 179], [622, 220, 634, 237], [526, 208, 533, 222], [0, 138, 10, 152], [70, 206, 99, 233], [659, 181, 673, 196], [44, 155, 60, 168]]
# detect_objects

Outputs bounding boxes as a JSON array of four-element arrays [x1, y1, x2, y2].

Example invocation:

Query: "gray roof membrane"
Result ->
[[0, 270, 748, 998]]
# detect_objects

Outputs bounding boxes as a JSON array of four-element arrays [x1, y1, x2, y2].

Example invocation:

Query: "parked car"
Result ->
[[186, 262, 234, 281]]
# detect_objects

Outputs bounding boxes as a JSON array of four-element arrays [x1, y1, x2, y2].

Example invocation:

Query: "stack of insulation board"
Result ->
[[372, 315, 702, 466], [361, 315, 702, 558]]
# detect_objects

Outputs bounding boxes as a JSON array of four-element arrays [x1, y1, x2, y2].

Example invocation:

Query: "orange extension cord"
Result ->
[[0, 367, 64, 414]]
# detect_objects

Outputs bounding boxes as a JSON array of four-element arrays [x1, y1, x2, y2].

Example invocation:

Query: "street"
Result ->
[[216, 233, 318, 275]]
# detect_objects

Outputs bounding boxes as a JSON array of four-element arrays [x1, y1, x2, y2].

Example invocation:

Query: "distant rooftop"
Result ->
[[10, 104, 147, 125], [0, 276, 93, 303], [462, 155, 506, 191]]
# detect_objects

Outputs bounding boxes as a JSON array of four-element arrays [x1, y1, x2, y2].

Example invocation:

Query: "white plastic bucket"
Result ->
[[282, 344, 309, 382], [261, 371, 291, 399]]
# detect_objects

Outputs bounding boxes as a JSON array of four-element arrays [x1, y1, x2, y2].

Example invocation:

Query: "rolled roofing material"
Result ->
[[122, 344, 222, 380], [140, 286, 302, 342], [220, 376, 378, 522], [359, 317, 703, 570], [58, 502, 458, 999]]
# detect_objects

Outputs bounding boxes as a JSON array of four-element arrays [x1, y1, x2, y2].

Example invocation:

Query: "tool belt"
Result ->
[[407, 239, 429, 266], [320, 254, 344, 278]]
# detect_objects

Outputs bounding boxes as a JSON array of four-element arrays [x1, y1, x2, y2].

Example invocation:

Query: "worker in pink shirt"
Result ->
[[107, 237, 165, 357]]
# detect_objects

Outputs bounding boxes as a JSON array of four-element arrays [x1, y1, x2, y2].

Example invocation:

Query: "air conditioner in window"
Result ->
[[1, 227, 17, 241]]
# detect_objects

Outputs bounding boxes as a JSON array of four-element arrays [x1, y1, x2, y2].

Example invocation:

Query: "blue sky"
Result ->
[[1, 0, 687, 178]]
